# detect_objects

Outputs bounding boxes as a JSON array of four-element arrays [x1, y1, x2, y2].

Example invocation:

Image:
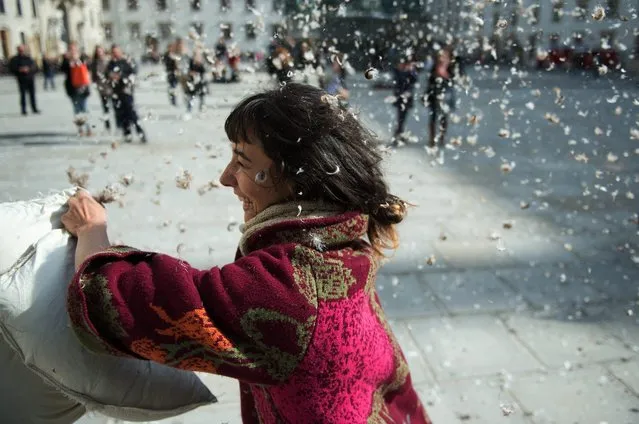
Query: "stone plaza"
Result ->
[[0, 65, 638, 423]]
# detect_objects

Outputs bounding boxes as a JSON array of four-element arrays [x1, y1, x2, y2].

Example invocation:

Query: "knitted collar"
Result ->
[[237, 201, 369, 256]]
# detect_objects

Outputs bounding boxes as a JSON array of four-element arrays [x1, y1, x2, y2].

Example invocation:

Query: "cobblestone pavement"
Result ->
[[1, 66, 638, 423]]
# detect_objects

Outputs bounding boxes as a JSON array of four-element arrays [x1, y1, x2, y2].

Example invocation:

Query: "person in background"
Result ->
[[107, 44, 147, 143], [163, 40, 181, 106], [61, 82, 431, 424], [185, 49, 207, 113], [424, 46, 460, 164], [391, 56, 418, 146], [228, 44, 241, 82], [273, 46, 294, 85], [61, 42, 92, 136], [325, 54, 349, 107], [91, 45, 114, 131], [8, 44, 40, 116], [42, 54, 57, 91], [265, 39, 279, 76], [215, 37, 227, 63], [296, 41, 318, 83]]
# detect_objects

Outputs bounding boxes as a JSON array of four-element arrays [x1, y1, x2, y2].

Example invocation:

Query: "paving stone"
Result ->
[[423, 270, 523, 314], [510, 366, 639, 424], [408, 315, 543, 380], [388, 321, 437, 386], [376, 273, 444, 318], [608, 360, 639, 396], [499, 236, 580, 265], [577, 264, 639, 303], [599, 306, 639, 353], [503, 314, 632, 368], [4, 68, 639, 424], [432, 239, 521, 268], [76, 403, 243, 424], [195, 373, 241, 404], [442, 214, 556, 242], [495, 265, 604, 311], [416, 378, 532, 424], [379, 254, 452, 275]]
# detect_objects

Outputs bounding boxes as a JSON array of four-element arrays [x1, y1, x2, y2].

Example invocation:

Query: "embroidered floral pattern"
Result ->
[[175, 357, 217, 373], [130, 338, 168, 363], [81, 274, 128, 338], [240, 309, 316, 381], [68, 210, 429, 423], [290, 247, 319, 307], [151, 305, 235, 351], [244, 212, 369, 255], [68, 271, 129, 356]]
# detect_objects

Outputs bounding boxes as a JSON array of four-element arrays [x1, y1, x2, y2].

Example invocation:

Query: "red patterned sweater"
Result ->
[[67, 202, 431, 423]]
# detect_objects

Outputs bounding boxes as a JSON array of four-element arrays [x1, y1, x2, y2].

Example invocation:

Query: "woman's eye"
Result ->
[[236, 160, 246, 168]]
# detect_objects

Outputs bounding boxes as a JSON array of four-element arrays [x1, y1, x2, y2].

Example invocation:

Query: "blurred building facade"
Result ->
[[100, 0, 289, 59], [1, 0, 104, 64], [472, 0, 637, 68]]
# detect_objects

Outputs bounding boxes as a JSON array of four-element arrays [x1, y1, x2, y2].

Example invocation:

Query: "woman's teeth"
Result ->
[[240, 197, 252, 211]]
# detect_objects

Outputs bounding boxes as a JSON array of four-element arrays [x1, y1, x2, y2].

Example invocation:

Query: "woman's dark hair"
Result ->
[[92, 45, 104, 64], [224, 83, 408, 257]]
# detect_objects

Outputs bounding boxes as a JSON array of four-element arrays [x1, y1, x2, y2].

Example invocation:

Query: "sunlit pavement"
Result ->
[[1, 66, 639, 423]]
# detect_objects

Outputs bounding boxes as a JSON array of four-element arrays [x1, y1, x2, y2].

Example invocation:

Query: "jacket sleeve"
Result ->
[[60, 58, 70, 75], [67, 246, 318, 384]]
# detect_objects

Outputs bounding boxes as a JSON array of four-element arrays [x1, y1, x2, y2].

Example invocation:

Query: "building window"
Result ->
[[20, 31, 26, 44], [245, 22, 256, 39], [531, 4, 540, 24], [0, 0, 5, 14], [574, 0, 588, 20], [272, 23, 285, 38], [492, 10, 499, 28], [102, 0, 109, 11], [191, 0, 201, 10], [30, 0, 36, 16], [606, 0, 619, 17], [509, 6, 518, 27], [220, 0, 230, 10], [552, 0, 563, 22], [284, 0, 298, 14], [127, 0, 138, 11], [158, 22, 172, 39], [129, 22, 141, 40], [600, 30, 615, 48], [192, 22, 204, 36], [220, 22, 232, 39], [246, 0, 255, 9], [16, 0, 22, 16], [156, 0, 167, 10], [104, 23, 113, 41]]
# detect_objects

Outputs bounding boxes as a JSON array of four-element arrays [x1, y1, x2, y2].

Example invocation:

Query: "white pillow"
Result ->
[[0, 335, 86, 424], [0, 189, 72, 274], [0, 189, 216, 421]]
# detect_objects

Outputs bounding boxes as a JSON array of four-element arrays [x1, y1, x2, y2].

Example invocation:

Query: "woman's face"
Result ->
[[438, 50, 451, 66], [220, 140, 293, 222]]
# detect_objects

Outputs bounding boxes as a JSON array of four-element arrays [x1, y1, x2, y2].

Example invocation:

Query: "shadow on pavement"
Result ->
[[354, 73, 639, 333]]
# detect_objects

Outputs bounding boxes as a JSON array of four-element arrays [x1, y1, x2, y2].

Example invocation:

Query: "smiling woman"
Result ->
[[62, 83, 431, 423]]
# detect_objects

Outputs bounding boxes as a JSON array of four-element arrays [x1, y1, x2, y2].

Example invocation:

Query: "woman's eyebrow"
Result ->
[[233, 148, 252, 162]]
